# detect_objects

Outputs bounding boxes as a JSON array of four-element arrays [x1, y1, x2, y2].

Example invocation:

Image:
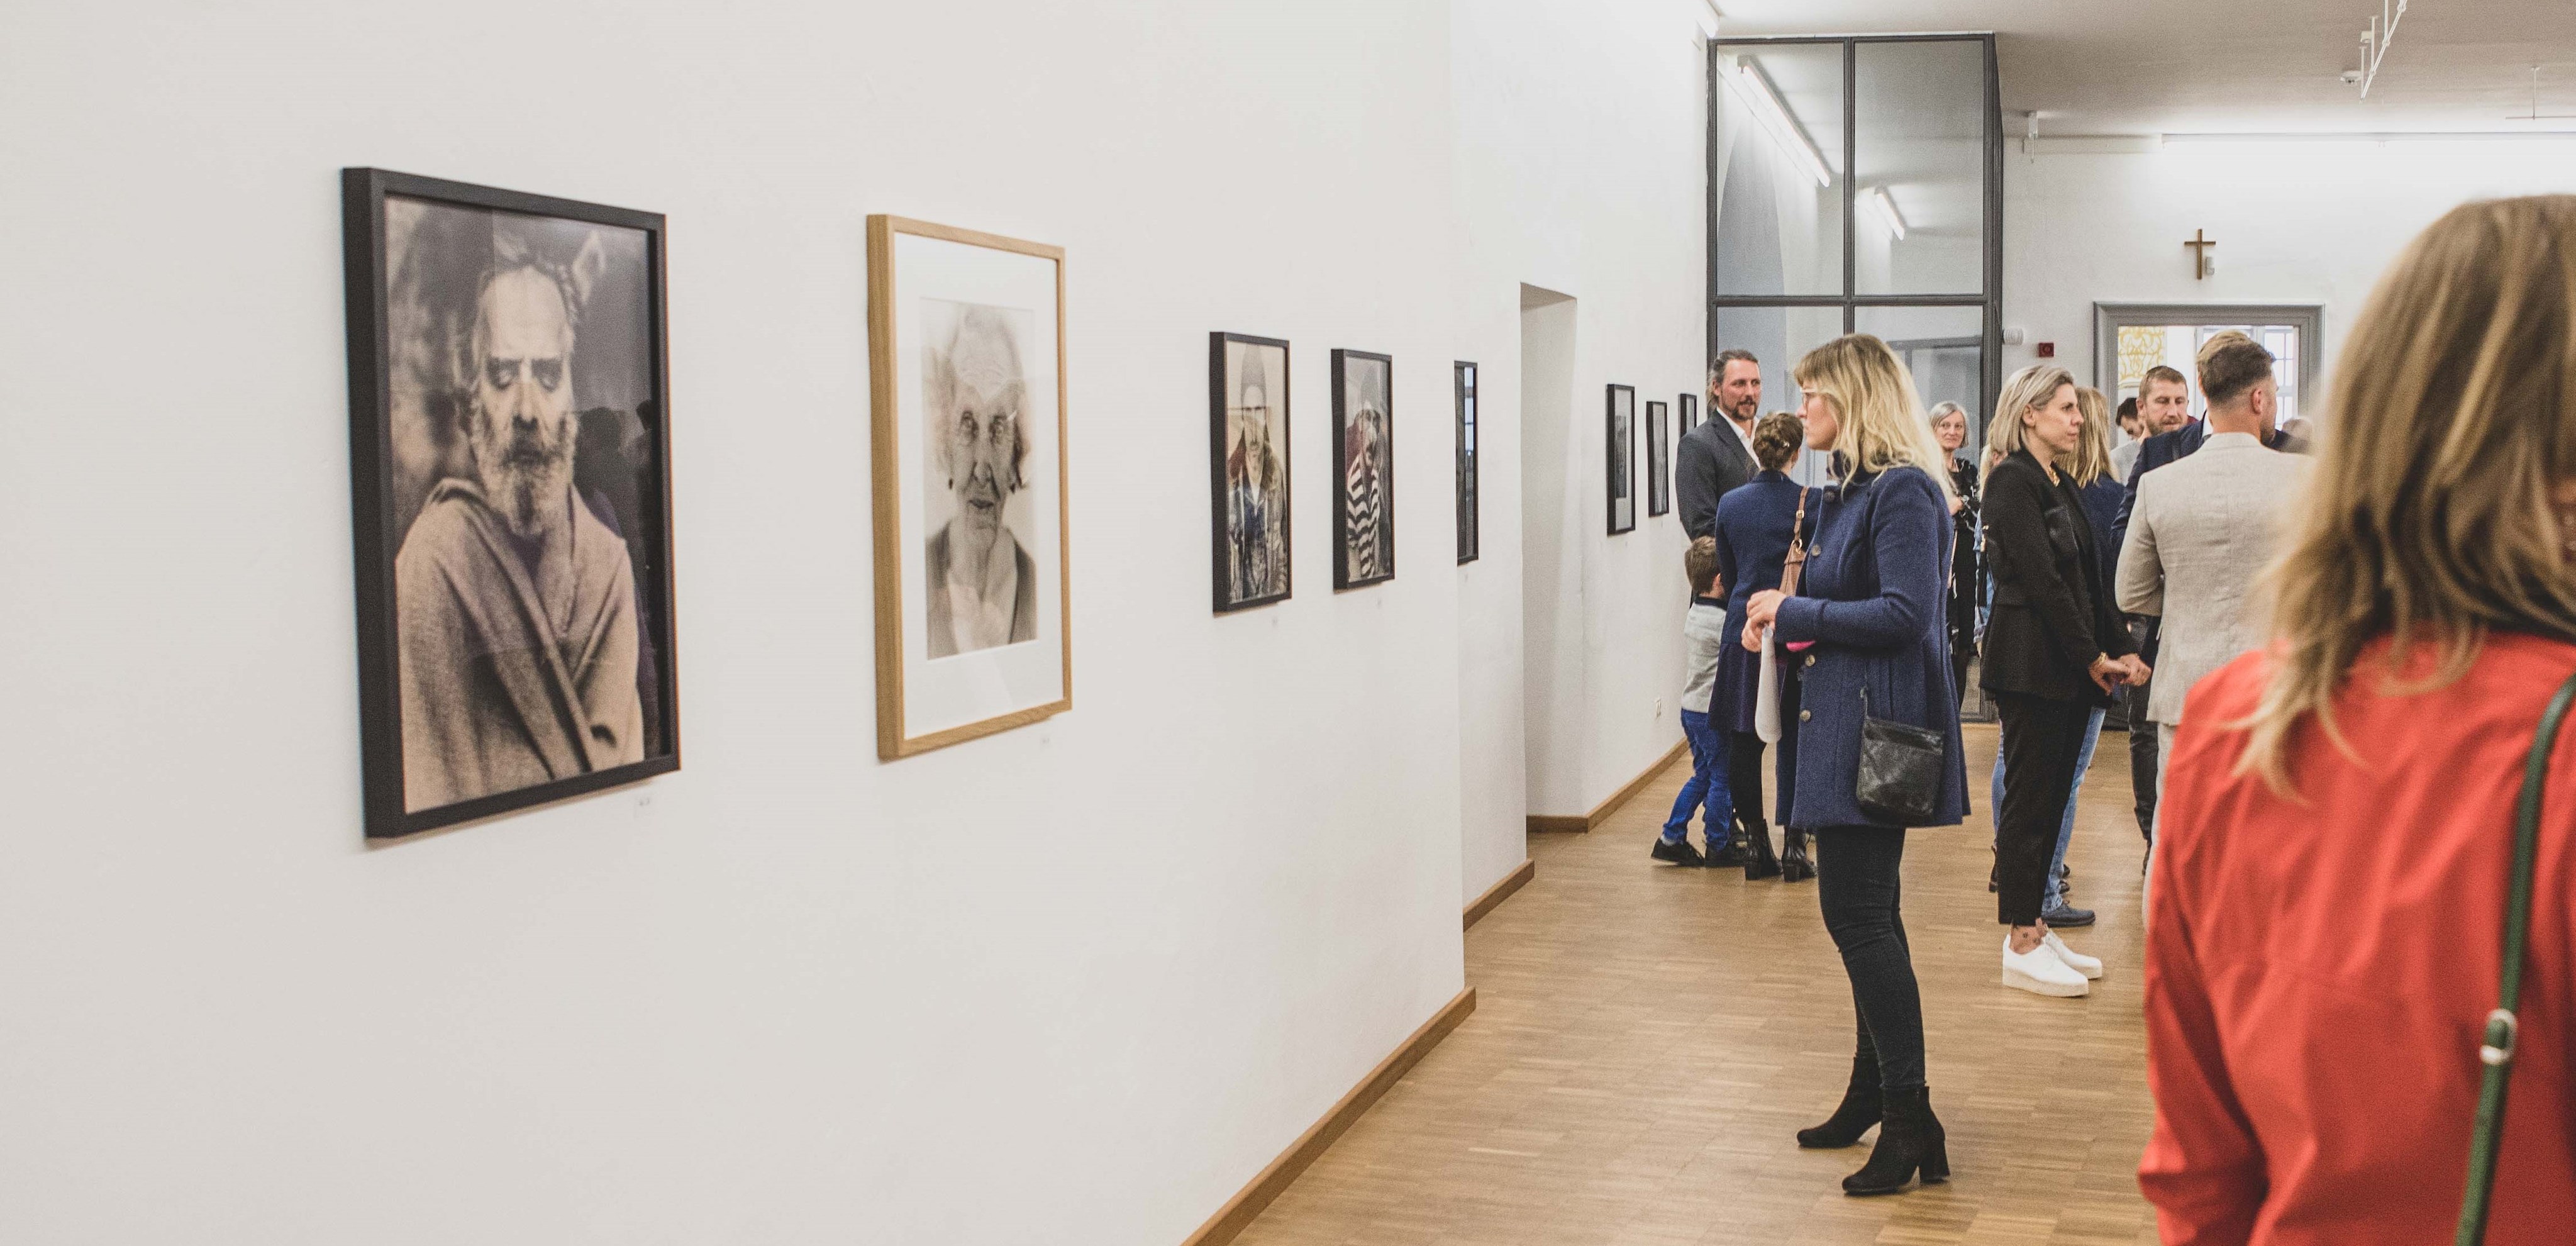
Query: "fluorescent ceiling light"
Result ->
[[1865, 186, 1907, 240], [1721, 55, 1833, 187]]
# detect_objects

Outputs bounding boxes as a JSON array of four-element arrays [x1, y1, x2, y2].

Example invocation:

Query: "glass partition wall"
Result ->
[[1709, 35, 2002, 482]]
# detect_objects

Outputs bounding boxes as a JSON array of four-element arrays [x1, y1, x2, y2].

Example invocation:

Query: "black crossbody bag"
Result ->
[[1855, 686, 1945, 825]]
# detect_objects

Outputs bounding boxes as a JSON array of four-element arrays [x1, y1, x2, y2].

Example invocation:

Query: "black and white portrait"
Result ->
[[869, 216, 1070, 759], [1456, 361, 1479, 564], [1646, 399, 1670, 518], [343, 169, 678, 838], [921, 299, 1041, 657], [1607, 384, 1636, 535], [1679, 392, 1699, 434], [1210, 333, 1291, 612], [1334, 350, 1396, 589]]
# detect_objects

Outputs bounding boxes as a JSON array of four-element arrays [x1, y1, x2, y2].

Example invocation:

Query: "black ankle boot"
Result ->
[[1780, 829, 1816, 882], [1740, 822, 1781, 880], [1841, 1085, 1948, 1196], [1796, 1055, 1882, 1149]]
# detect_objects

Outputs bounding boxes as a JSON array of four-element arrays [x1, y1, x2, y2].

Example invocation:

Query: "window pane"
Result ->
[[1859, 304, 1985, 460], [1713, 303, 1845, 484], [2117, 323, 2305, 428], [1713, 43, 1843, 297], [1853, 40, 1986, 296]]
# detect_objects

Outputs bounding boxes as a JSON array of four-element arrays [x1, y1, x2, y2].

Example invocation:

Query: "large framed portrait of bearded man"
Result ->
[[867, 216, 1072, 759], [340, 169, 680, 840], [1210, 331, 1292, 613]]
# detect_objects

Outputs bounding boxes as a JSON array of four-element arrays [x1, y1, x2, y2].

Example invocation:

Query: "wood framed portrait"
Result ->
[[867, 215, 1071, 759], [340, 168, 680, 840], [1210, 332, 1291, 613], [1455, 360, 1479, 564], [1606, 383, 1635, 535], [1679, 391, 1698, 433], [1332, 350, 1396, 589], [1646, 399, 1670, 518]]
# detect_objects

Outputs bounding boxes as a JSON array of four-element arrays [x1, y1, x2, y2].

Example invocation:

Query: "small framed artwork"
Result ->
[[867, 215, 1072, 759], [1333, 349, 1396, 589], [1646, 399, 1670, 517], [340, 167, 680, 840], [1679, 392, 1698, 433], [1455, 360, 1479, 564], [1606, 383, 1635, 535], [1211, 332, 1291, 613]]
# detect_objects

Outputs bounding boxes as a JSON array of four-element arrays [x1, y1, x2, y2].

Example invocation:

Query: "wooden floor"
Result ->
[[1238, 723, 2160, 1246]]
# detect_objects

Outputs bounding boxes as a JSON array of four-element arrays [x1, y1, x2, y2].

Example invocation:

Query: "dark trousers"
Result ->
[[2128, 680, 2160, 843], [1728, 731, 1768, 838], [1993, 691, 2093, 927], [1814, 825, 1926, 1089]]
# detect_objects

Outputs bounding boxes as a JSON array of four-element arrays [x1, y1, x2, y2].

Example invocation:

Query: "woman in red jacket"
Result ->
[[2143, 196, 2576, 1243]]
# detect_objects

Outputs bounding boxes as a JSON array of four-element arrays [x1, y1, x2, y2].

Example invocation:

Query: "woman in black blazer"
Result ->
[[1979, 366, 2148, 998]]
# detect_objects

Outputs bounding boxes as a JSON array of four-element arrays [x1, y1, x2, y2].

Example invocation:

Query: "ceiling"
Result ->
[[1713, 0, 2576, 135]]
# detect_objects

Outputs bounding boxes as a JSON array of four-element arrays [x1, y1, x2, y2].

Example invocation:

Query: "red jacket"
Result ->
[[2145, 633, 2576, 1243]]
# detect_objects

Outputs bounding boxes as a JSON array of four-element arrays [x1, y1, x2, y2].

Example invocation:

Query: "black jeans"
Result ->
[[2128, 618, 2160, 843], [1994, 691, 2093, 926], [1814, 825, 1926, 1090], [1728, 731, 1768, 837]]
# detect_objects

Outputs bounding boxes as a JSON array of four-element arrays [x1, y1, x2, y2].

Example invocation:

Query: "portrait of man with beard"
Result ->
[[346, 171, 676, 834], [921, 300, 1040, 657]]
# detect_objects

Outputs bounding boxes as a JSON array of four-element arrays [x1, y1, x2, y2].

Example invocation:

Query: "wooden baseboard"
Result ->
[[1462, 859, 1535, 930], [1524, 738, 1689, 833], [1180, 987, 1478, 1246]]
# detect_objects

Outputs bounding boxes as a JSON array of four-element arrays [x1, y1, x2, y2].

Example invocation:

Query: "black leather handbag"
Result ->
[[1854, 687, 1945, 825]]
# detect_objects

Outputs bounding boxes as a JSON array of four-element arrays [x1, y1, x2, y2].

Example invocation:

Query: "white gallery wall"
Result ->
[[2004, 138, 2576, 408], [1455, 0, 1713, 837], [0, 4, 1476, 1243]]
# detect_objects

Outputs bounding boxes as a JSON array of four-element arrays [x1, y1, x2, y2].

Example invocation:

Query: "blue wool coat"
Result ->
[[1770, 465, 1970, 830], [1711, 471, 1817, 734]]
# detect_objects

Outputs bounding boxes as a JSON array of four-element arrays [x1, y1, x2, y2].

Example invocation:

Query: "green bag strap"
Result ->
[[2456, 668, 2576, 1244]]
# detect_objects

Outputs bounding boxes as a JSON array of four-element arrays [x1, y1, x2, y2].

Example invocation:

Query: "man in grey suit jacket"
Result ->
[[2114, 333, 2308, 865], [1677, 350, 1763, 540]]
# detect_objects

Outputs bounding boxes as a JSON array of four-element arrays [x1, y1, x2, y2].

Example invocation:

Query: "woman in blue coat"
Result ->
[[1743, 335, 1968, 1198], [1711, 411, 1818, 881]]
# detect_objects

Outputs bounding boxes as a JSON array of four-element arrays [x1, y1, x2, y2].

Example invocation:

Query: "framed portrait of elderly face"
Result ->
[[1607, 384, 1635, 535], [1646, 399, 1670, 518], [340, 169, 680, 839], [1210, 332, 1291, 613], [1333, 350, 1396, 590], [867, 215, 1071, 759]]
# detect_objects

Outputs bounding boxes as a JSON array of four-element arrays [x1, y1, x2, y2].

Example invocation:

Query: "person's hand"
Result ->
[[2120, 655, 2152, 687], [1746, 589, 1786, 633], [2087, 655, 2124, 697], [1741, 618, 1765, 652]]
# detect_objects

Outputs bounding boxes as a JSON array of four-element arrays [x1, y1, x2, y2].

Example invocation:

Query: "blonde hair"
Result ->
[[1790, 335, 1955, 504], [2243, 196, 2576, 790], [2070, 387, 2115, 487], [1981, 364, 2076, 489]]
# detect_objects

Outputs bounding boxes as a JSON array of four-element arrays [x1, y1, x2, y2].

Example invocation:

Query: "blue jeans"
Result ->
[[1664, 708, 1734, 848], [1990, 705, 2104, 910]]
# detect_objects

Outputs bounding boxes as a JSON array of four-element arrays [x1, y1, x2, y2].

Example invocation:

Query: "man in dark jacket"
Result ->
[[1676, 350, 1763, 540]]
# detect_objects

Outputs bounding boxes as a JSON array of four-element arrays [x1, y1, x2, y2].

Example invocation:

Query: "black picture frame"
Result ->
[[1332, 349, 1396, 589], [1679, 392, 1698, 433], [341, 167, 680, 840], [1606, 384, 1636, 535], [1209, 331, 1293, 613], [1646, 399, 1670, 517], [1455, 361, 1479, 564]]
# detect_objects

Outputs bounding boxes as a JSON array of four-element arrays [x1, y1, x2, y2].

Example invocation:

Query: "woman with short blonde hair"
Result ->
[[2143, 196, 2576, 1240], [1741, 334, 1967, 1196]]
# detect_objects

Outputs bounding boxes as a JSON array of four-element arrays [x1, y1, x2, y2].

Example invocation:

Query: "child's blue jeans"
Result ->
[[1663, 708, 1734, 848]]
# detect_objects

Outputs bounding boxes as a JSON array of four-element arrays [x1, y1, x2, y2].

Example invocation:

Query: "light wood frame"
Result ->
[[866, 214, 1072, 759]]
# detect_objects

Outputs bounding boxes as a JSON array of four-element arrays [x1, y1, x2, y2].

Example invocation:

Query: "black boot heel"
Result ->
[[1796, 1055, 1882, 1149], [1841, 1085, 1946, 1196], [1780, 829, 1816, 882]]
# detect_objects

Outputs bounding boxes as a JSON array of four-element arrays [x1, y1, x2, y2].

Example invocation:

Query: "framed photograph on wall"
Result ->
[[1606, 384, 1635, 535], [867, 215, 1072, 759], [1333, 349, 1396, 589], [1645, 399, 1670, 517], [1679, 392, 1697, 433], [1455, 360, 1479, 564], [1210, 332, 1291, 613], [340, 168, 680, 841]]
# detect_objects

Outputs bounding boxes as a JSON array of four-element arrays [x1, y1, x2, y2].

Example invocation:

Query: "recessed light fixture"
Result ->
[[1721, 55, 1833, 188], [1865, 186, 1907, 240]]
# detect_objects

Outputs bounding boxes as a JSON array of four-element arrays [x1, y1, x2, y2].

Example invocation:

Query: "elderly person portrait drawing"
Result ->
[[1226, 348, 1287, 602], [924, 303, 1040, 658], [395, 230, 646, 811]]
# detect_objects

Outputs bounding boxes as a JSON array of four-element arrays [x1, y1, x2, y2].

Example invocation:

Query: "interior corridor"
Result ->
[[1240, 723, 2158, 1245]]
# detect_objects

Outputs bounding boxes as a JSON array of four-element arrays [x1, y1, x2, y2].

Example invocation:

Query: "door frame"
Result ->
[[2090, 302, 2324, 407]]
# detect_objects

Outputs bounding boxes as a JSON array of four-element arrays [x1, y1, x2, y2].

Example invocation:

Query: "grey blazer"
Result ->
[[2112, 431, 2310, 725]]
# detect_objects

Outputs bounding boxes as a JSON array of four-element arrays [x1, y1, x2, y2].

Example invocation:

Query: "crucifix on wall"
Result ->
[[2185, 228, 2218, 280]]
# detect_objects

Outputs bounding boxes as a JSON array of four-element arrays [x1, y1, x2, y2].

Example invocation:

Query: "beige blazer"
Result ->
[[2114, 431, 2311, 726]]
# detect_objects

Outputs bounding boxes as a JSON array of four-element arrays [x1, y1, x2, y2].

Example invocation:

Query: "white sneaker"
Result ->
[[2042, 931, 2104, 980], [2002, 935, 2091, 997]]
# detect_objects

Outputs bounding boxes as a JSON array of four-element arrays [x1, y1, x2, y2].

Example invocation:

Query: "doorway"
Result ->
[[1518, 284, 1582, 820], [2092, 303, 2323, 431]]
